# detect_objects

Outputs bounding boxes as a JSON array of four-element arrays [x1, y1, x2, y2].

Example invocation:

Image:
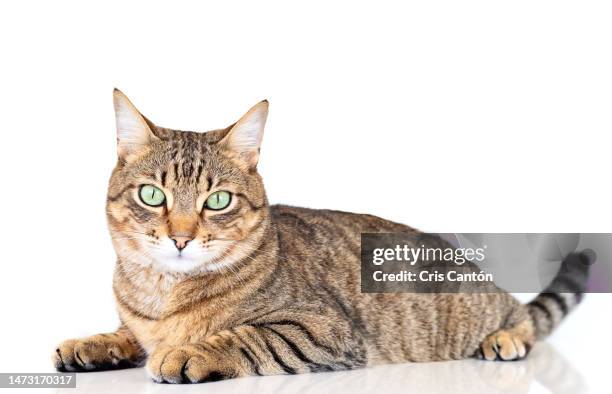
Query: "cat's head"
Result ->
[[106, 89, 270, 274]]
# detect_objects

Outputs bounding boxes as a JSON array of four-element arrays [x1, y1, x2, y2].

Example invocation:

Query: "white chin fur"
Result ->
[[156, 255, 209, 273], [148, 238, 233, 274]]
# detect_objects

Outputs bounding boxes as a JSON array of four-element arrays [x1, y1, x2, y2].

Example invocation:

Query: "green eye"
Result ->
[[139, 185, 166, 207], [205, 191, 232, 210]]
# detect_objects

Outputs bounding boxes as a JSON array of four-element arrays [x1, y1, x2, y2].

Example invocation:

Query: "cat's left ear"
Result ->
[[113, 88, 159, 161], [219, 100, 268, 170]]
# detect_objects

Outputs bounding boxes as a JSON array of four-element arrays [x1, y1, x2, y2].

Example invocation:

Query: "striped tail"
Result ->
[[527, 251, 593, 339]]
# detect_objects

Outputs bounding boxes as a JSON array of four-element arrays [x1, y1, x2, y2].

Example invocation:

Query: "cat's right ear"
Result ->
[[113, 88, 158, 161]]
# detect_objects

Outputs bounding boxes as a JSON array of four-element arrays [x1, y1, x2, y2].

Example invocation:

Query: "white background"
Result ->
[[0, 1, 610, 393]]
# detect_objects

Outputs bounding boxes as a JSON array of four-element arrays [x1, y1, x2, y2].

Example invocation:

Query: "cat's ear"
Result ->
[[219, 100, 268, 170], [113, 88, 159, 161]]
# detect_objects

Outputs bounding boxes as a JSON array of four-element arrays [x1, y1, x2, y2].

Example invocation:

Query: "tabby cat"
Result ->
[[53, 90, 590, 383]]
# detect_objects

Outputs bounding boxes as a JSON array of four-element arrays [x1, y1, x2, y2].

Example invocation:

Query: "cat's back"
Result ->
[[268, 205, 419, 301], [270, 204, 419, 244]]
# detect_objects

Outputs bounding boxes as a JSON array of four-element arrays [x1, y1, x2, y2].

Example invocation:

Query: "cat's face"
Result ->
[[106, 90, 269, 274]]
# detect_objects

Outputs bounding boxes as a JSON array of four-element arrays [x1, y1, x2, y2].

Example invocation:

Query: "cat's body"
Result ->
[[114, 205, 523, 367], [54, 91, 590, 383]]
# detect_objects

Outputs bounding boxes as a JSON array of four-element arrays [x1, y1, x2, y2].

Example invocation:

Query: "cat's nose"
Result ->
[[170, 235, 193, 251]]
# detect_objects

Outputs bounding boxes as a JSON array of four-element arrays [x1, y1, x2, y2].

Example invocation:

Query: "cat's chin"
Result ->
[[144, 239, 234, 274], [155, 255, 207, 273], [152, 250, 234, 274]]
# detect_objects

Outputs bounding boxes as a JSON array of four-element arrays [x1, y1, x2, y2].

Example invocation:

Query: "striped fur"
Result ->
[[53, 92, 591, 382], [527, 252, 591, 339]]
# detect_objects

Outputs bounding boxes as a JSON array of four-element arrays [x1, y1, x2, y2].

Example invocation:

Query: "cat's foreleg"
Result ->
[[146, 323, 363, 384], [53, 325, 144, 371]]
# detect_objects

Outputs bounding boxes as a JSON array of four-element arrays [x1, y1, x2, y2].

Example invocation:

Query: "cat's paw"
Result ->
[[146, 345, 235, 384], [477, 329, 531, 361], [53, 335, 139, 372]]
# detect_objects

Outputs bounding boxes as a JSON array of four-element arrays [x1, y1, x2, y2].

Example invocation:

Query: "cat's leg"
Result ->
[[146, 323, 364, 384], [53, 325, 144, 372], [477, 320, 535, 361]]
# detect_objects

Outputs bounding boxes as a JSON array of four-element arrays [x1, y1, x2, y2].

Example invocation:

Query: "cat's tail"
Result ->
[[527, 251, 593, 339]]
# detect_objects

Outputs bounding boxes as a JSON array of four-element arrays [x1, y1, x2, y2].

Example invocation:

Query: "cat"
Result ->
[[53, 90, 591, 383]]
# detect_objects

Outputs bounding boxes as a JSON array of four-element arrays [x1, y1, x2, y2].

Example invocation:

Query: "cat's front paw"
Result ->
[[53, 335, 140, 372], [146, 345, 236, 384]]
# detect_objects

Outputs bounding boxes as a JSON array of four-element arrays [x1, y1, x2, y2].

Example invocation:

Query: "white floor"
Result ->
[[48, 342, 585, 394]]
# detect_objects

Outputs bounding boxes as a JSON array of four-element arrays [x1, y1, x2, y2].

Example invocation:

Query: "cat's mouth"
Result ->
[[149, 239, 236, 273]]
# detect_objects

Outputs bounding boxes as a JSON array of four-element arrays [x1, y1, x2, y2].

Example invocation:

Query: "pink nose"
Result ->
[[170, 235, 193, 251]]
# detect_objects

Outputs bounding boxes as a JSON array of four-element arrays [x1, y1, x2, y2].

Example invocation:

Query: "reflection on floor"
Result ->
[[57, 342, 585, 394]]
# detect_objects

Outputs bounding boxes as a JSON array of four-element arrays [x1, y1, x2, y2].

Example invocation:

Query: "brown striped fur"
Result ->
[[53, 91, 590, 383]]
